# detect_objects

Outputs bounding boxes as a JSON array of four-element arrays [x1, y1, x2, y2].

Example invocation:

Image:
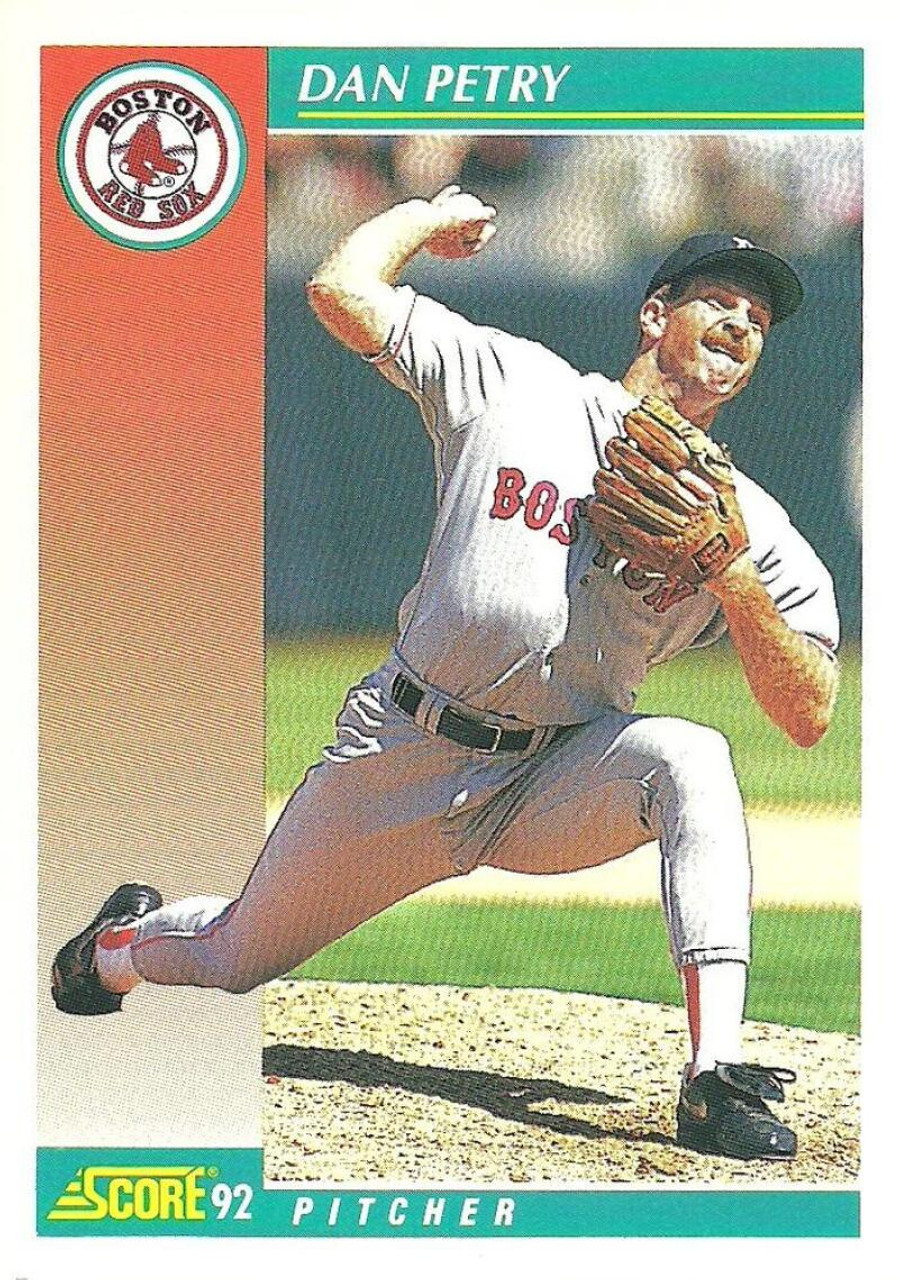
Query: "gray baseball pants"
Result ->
[[130, 657, 751, 992]]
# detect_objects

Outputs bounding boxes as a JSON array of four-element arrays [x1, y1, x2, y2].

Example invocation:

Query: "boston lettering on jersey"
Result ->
[[489, 466, 579, 545], [590, 541, 699, 615], [489, 465, 698, 615]]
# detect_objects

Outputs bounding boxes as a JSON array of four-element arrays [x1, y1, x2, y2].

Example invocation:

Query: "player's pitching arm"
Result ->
[[705, 556, 838, 748], [305, 185, 496, 364]]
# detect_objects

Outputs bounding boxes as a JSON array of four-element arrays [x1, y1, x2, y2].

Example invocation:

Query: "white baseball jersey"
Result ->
[[371, 286, 839, 726]]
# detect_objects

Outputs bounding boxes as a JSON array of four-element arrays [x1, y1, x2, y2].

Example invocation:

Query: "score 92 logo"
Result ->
[[489, 466, 580, 545], [210, 1179, 253, 1220]]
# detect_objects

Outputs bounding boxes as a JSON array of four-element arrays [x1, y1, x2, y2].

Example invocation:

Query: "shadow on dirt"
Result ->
[[263, 1044, 674, 1146]]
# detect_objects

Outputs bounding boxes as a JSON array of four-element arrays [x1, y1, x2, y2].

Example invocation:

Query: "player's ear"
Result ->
[[639, 294, 668, 344]]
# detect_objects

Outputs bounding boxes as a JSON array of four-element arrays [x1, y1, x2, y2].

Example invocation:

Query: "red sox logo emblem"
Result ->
[[115, 114, 192, 192], [58, 62, 246, 250]]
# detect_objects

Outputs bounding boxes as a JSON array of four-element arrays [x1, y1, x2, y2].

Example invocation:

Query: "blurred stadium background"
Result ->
[[264, 134, 861, 1034]]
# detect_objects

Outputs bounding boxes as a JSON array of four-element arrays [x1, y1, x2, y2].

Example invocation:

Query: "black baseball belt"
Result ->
[[391, 673, 535, 754]]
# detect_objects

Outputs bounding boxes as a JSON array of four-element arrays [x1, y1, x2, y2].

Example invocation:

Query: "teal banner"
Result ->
[[37, 1148, 860, 1237], [268, 48, 863, 130]]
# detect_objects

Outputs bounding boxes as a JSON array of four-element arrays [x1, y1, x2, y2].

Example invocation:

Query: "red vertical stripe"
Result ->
[[683, 962, 701, 1062], [40, 47, 266, 1143]]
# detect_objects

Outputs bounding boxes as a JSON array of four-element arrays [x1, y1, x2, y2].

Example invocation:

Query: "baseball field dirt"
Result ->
[[262, 979, 859, 1186]]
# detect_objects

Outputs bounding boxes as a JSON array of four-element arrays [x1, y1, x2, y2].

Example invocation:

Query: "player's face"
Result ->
[[658, 276, 772, 406]]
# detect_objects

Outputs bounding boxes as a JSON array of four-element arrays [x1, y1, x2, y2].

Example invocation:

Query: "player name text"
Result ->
[[297, 63, 571, 106]]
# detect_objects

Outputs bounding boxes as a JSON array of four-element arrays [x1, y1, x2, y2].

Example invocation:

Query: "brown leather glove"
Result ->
[[585, 395, 749, 586]]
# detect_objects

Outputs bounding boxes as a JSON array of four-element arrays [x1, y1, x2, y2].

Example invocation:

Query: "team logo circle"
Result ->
[[58, 62, 246, 250]]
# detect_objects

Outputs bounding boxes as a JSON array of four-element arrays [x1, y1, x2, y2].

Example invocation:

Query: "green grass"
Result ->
[[266, 637, 860, 810], [292, 900, 859, 1035]]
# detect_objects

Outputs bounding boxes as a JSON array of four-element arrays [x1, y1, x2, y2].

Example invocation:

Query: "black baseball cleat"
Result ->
[[51, 883, 162, 1016], [676, 1063, 798, 1160]]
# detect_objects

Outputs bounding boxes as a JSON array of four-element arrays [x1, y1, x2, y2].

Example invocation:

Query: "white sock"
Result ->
[[682, 960, 747, 1077], [95, 925, 143, 995]]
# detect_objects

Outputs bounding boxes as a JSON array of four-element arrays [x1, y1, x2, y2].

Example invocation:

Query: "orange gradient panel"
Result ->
[[39, 48, 266, 1145]]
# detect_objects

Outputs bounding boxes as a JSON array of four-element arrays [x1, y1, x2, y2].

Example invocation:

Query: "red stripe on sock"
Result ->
[[683, 962, 701, 1061]]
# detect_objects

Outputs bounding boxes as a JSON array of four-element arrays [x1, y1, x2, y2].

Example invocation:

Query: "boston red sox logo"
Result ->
[[114, 113, 192, 192], [58, 62, 246, 250]]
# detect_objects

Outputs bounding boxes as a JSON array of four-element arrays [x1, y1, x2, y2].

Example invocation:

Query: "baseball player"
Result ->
[[52, 186, 839, 1162]]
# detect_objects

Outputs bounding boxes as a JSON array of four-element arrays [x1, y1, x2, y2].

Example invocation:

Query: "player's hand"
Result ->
[[423, 185, 497, 259]]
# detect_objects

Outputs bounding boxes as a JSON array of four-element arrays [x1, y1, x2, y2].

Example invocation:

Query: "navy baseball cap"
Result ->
[[644, 233, 804, 325]]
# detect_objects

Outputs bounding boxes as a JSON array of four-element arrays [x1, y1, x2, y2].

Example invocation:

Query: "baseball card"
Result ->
[[7, 4, 877, 1269]]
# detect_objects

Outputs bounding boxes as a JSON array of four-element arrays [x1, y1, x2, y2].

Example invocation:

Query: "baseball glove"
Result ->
[[585, 395, 749, 585]]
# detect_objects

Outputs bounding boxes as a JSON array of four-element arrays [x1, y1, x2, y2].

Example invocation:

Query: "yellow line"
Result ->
[[295, 110, 863, 122]]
